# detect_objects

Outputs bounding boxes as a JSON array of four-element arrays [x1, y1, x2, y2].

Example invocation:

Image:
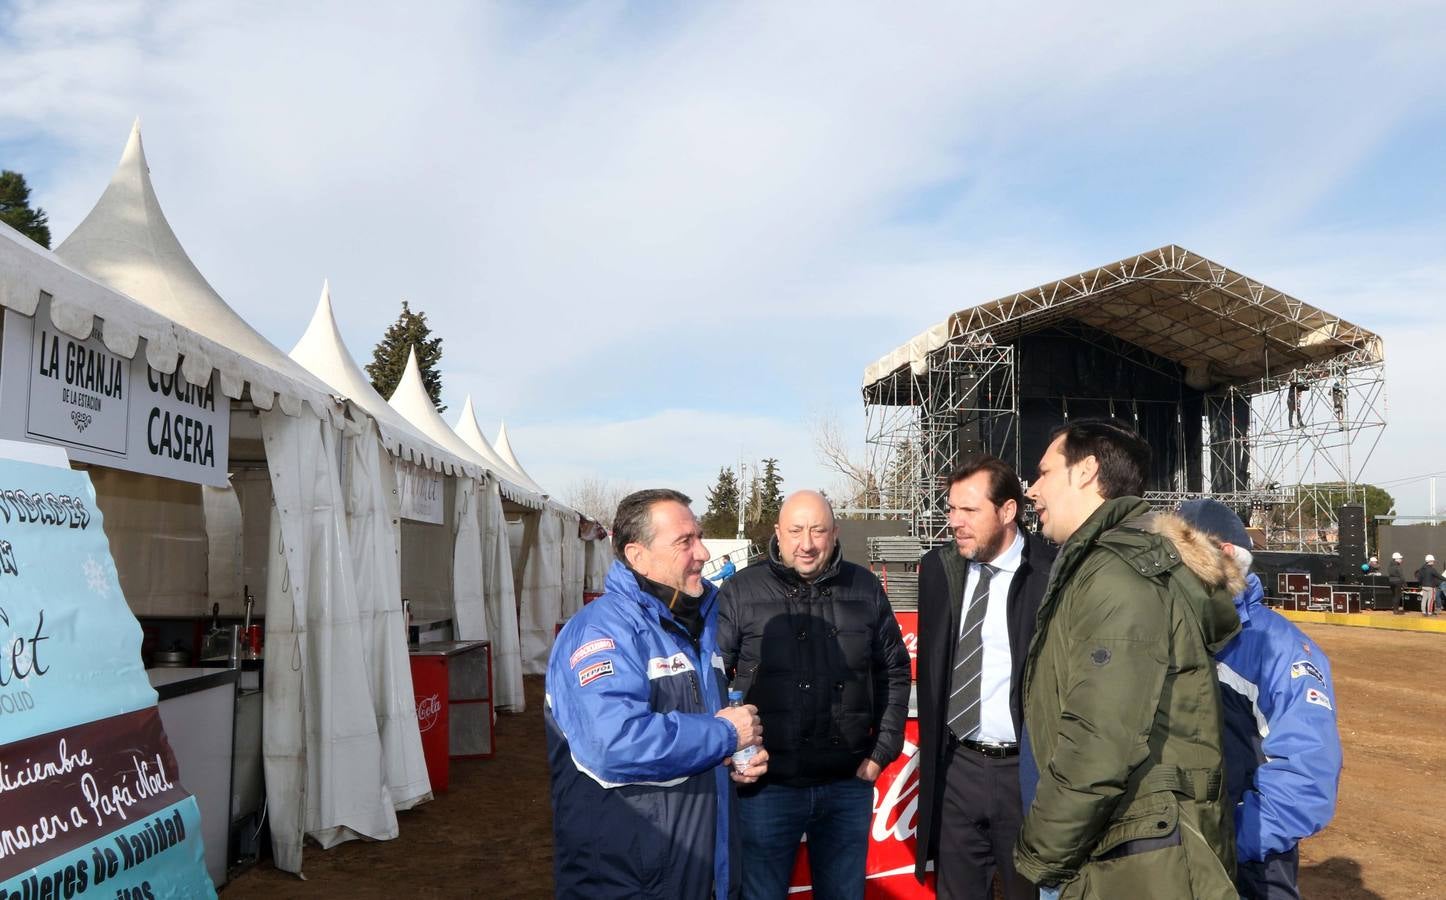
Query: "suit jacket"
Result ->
[[913, 530, 1055, 883]]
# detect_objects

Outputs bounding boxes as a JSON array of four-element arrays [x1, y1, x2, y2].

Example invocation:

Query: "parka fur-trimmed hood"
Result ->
[[1147, 511, 1248, 598]]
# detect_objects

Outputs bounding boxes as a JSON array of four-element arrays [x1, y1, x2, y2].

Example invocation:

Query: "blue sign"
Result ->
[[0, 457, 215, 899]]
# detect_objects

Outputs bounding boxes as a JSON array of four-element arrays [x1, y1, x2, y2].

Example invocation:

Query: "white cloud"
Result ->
[[1, 1, 1443, 518]]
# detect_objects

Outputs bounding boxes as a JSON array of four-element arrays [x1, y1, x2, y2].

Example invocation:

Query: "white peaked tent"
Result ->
[[493, 420, 589, 632], [289, 283, 448, 807], [389, 350, 547, 698], [54, 122, 403, 874], [490, 419, 550, 497], [494, 421, 609, 597], [455, 400, 563, 675]]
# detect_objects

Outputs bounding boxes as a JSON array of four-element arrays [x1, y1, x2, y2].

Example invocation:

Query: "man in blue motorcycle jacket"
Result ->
[[546, 489, 769, 900], [1176, 499, 1343, 900]]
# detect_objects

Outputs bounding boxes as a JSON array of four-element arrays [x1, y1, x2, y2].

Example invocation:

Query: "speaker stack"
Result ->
[[1337, 504, 1366, 574]]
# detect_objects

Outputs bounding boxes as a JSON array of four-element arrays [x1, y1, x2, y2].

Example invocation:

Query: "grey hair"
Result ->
[[612, 489, 693, 562]]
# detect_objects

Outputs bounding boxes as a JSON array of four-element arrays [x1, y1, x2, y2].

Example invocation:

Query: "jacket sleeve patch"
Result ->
[[570, 638, 616, 668], [1089, 647, 1112, 666], [1305, 687, 1333, 710], [1290, 660, 1325, 684], [578, 659, 616, 687]]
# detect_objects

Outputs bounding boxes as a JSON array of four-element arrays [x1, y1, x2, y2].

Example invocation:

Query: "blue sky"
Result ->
[[2, 1, 1443, 513]]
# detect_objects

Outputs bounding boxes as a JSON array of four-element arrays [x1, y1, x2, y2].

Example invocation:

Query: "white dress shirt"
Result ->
[[958, 529, 1023, 743]]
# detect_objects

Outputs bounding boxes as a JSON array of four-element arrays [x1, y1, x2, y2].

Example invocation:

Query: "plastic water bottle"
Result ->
[[728, 690, 757, 770]]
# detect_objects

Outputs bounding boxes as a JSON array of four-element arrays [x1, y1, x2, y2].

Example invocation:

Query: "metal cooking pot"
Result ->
[[152, 648, 190, 667]]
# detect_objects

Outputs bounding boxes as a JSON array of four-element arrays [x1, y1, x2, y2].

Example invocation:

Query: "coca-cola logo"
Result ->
[[416, 693, 442, 733], [901, 629, 918, 659], [871, 737, 920, 842]]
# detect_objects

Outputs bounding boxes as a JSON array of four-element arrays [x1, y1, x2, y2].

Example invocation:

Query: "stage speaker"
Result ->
[[1338, 504, 1366, 569]]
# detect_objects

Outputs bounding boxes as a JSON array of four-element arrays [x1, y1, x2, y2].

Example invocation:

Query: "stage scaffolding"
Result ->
[[862, 246, 1386, 552]]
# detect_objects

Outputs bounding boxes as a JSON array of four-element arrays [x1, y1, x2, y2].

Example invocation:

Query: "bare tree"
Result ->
[[809, 413, 882, 511], [564, 476, 634, 528]]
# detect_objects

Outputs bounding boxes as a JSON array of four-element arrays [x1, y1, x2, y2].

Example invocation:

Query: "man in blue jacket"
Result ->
[[1177, 500, 1343, 900], [546, 488, 769, 900]]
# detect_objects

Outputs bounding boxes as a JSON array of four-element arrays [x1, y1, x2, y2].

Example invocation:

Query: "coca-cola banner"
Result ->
[[0, 454, 215, 898], [789, 719, 935, 898]]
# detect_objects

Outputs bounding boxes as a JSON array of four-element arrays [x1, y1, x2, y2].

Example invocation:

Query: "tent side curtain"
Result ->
[[451, 477, 487, 640], [515, 507, 564, 674], [482, 478, 524, 711], [345, 421, 432, 810], [259, 407, 397, 874]]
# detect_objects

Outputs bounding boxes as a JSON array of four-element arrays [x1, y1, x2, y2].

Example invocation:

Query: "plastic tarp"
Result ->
[[450, 474, 487, 641], [88, 467, 208, 617], [517, 506, 565, 674], [480, 477, 524, 711], [345, 421, 432, 811], [260, 407, 397, 873]]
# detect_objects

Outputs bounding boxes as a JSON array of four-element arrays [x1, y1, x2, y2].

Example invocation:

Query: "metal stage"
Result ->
[[861, 245, 1385, 552]]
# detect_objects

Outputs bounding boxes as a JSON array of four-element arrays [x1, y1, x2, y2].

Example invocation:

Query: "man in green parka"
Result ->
[[1015, 419, 1243, 900]]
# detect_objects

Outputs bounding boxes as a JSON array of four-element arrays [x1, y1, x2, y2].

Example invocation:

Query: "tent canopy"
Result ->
[[492, 421, 550, 498], [454, 398, 546, 495], [862, 245, 1384, 395], [390, 351, 544, 509], [53, 121, 338, 420], [290, 281, 472, 476]]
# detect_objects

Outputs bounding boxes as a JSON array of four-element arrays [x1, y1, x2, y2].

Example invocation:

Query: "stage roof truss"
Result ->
[[863, 245, 1382, 397], [862, 246, 1388, 552]]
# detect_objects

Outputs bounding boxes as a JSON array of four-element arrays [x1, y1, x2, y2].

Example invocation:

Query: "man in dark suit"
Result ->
[[913, 455, 1055, 900]]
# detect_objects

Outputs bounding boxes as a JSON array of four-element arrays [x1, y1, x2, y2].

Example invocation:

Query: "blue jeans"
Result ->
[[737, 777, 873, 900]]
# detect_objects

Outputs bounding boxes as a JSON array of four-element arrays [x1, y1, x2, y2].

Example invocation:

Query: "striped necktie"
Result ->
[[947, 563, 994, 739]]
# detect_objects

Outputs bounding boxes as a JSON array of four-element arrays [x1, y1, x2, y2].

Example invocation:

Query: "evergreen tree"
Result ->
[[0, 170, 51, 248], [367, 300, 446, 411], [743, 458, 785, 546], [701, 467, 741, 538]]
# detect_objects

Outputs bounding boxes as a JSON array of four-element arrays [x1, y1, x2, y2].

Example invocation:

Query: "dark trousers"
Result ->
[[1238, 846, 1300, 900], [935, 742, 1034, 900]]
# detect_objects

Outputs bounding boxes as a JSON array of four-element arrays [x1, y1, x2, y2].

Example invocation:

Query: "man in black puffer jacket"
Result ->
[[717, 490, 912, 900]]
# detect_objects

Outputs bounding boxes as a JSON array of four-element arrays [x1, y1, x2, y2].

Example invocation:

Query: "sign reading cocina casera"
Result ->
[[0, 294, 230, 486]]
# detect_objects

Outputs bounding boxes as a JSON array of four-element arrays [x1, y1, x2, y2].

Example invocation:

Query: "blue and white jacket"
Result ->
[[1214, 573, 1343, 862], [545, 561, 739, 900]]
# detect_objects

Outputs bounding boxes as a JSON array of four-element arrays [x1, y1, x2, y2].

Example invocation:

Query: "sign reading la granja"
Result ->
[[0, 294, 230, 486]]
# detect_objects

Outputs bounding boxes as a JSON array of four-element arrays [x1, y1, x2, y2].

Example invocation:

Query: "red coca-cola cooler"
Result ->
[[409, 652, 451, 792], [787, 717, 934, 898], [790, 608, 932, 899]]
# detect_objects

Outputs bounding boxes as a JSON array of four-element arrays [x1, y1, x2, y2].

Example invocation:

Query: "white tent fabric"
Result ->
[[452, 396, 548, 506], [561, 513, 586, 621], [390, 354, 542, 510], [291, 282, 471, 476], [53, 121, 336, 420], [345, 422, 433, 811], [0, 223, 328, 423], [585, 538, 612, 593], [517, 506, 565, 674], [480, 479, 524, 712], [261, 408, 397, 872], [491, 420, 550, 497], [450, 474, 487, 641]]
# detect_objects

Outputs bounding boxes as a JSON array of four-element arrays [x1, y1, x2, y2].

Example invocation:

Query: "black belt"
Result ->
[[950, 733, 1020, 758]]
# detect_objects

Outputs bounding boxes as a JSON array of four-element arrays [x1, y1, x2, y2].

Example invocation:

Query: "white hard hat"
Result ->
[[1392, 552, 1403, 560], [1428, 554, 1437, 563]]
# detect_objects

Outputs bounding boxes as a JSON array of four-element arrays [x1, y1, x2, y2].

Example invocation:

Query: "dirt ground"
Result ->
[[224, 620, 1444, 899]]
